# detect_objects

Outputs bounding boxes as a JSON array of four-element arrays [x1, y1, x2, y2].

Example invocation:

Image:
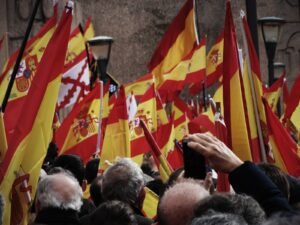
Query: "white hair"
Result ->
[[102, 157, 144, 205], [36, 172, 83, 211]]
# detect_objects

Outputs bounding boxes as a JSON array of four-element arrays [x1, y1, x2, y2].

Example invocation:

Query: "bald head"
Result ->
[[158, 180, 209, 225], [36, 172, 83, 212]]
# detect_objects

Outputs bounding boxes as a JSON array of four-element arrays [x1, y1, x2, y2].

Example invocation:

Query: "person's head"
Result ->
[[194, 193, 265, 225], [263, 213, 300, 225], [102, 158, 145, 209], [35, 172, 83, 213], [90, 175, 104, 207], [52, 154, 85, 186], [42, 142, 58, 172], [191, 212, 247, 225], [90, 200, 137, 225], [166, 167, 184, 188], [157, 180, 209, 225], [258, 163, 290, 199], [85, 158, 100, 184]]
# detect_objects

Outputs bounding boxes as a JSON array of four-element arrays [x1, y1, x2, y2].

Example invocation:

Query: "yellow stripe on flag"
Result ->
[[0, 112, 7, 161], [142, 187, 159, 219]]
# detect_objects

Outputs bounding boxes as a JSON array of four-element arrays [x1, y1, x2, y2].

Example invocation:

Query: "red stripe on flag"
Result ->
[[147, 0, 195, 71]]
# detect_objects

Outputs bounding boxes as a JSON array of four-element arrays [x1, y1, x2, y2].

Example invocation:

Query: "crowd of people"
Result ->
[[1, 132, 300, 225]]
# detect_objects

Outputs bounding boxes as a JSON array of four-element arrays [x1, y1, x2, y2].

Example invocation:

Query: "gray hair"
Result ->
[[36, 172, 83, 211], [191, 212, 247, 225], [102, 158, 144, 206]]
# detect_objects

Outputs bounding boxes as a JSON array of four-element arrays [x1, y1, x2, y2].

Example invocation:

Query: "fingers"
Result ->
[[187, 141, 209, 157]]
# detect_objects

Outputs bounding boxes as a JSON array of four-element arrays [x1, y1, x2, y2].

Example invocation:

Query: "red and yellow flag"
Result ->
[[125, 73, 154, 101], [283, 79, 289, 112], [263, 98, 300, 176], [283, 74, 300, 133], [172, 96, 192, 141], [222, 1, 252, 161], [100, 86, 131, 171], [65, 17, 95, 66], [148, 0, 198, 80], [0, 5, 72, 225], [189, 32, 224, 95], [264, 73, 285, 113], [55, 82, 109, 164], [140, 120, 173, 182], [0, 9, 57, 143], [158, 38, 206, 98], [0, 4, 57, 84]]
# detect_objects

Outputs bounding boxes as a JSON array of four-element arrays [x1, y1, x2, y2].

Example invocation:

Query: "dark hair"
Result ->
[[90, 175, 104, 207], [195, 193, 266, 225], [52, 154, 85, 186], [90, 200, 138, 225], [257, 163, 290, 199], [85, 158, 100, 184], [42, 142, 58, 172], [166, 167, 184, 187], [263, 213, 300, 225]]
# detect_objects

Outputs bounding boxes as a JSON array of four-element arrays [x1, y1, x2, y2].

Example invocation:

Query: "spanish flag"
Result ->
[[222, 1, 252, 161], [0, 4, 57, 84], [130, 84, 158, 164], [263, 98, 300, 176], [172, 96, 192, 141], [55, 82, 109, 164], [263, 73, 285, 113], [189, 32, 224, 95], [0, 4, 72, 225], [140, 120, 173, 182], [125, 73, 153, 101], [65, 17, 94, 66], [158, 38, 206, 98], [0, 7, 57, 143], [283, 74, 300, 132], [100, 86, 131, 171], [148, 0, 199, 81]]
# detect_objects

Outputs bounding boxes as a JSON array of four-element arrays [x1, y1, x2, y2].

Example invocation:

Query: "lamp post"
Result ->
[[87, 36, 113, 157], [273, 62, 286, 79], [87, 36, 113, 83], [273, 62, 286, 116], [257, 17, 285, 87]]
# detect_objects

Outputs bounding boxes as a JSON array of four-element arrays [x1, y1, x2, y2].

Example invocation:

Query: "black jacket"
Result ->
[[34, 207, 81, 225], [229, 161, 295, 217]]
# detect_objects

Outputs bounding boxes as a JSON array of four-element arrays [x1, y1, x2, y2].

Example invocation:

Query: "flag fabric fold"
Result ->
[[0, 5, 72, 224], [55, 82, 109, 164], [148, 0, 199, 81], [222, 1, 252, 161]]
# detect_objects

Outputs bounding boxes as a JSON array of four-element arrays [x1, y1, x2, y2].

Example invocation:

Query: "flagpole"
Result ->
[[1, 0, 42, 113], [240, 11, 267, 162], [95, 81, 104, 157]]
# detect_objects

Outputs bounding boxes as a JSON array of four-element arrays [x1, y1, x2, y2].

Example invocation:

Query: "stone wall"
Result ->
[[0, 0, 299, 88]]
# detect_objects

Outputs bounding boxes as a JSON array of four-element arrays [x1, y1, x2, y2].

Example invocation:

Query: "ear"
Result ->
[[137, 187, 146, 209]]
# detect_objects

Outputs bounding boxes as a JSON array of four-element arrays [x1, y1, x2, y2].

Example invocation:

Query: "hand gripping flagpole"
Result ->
[[1, 0, 42, 113]]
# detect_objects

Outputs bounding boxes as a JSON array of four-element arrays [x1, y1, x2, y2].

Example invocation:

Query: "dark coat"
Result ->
[[229, 161, 295, 217], [33, 207, 81, 225]]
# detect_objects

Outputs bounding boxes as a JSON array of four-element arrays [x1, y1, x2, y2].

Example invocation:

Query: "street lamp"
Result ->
[[273, 62, 286, 79], [273, 62, 286, 116], [87, 36, 113, 83], [87, 36, 113, 157], [257, 17, 285, 86]]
